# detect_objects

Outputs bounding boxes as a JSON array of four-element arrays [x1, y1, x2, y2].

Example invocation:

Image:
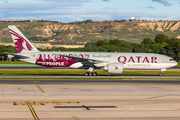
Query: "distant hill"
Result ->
[[0, 21, 180, 44]]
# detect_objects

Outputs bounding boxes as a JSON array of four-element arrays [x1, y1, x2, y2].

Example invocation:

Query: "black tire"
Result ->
[[160, 73, 163, 76], [93, 72, 97, 76], [84, 72, 89, 76], [89, 72, 92, 76]]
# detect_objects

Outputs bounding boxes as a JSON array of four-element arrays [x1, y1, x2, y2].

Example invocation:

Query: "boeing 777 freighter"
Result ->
[[7, 25, 177, 76]]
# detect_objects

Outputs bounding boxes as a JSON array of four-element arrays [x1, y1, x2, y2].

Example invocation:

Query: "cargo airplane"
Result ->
[[7, 25, 177, 76]]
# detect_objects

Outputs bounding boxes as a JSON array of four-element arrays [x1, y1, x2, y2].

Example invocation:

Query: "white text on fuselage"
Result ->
[[93, 55, 111, 58], [127, 64, 151, 67], [34, 53, 90, 61], [36, 62, 64, 66]]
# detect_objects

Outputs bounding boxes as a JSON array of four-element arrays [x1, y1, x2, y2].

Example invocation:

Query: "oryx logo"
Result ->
[[115, 66, 119, 70], [9, 29, 33, 53]]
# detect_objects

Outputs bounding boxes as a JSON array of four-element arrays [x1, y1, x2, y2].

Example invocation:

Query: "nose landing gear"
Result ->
[[160, 68, 166, 76]]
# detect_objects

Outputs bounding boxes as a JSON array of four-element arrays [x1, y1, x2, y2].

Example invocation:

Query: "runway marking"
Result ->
[[14, 101, 79, 119], [121, 105, 133, 113], [148, 94, 173, 99], [28, 80, 40, 83], [13, 102, 42, 105], [26, 101, 39, 120], [14, 101, 79, 105], [54, 105, 117, 110], [34, 101, 79, 105], [72, 116, 79, 120], [36, 85, 45, 93]]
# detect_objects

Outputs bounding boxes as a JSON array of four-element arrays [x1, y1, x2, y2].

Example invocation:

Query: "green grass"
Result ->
[[0, 61, 30, 64], [0, 69, 179, 76], [0, 69, 95, 75], [0, 61, 41, 67], [0, 77, 180, 80], [177, 63, 180, 66]]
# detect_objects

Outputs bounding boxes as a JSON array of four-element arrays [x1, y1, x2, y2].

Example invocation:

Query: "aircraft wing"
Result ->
[[57, 54, 107, 67]]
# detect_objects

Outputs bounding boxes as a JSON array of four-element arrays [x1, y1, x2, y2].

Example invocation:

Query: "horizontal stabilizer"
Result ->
[[4, 52, 29, 59]]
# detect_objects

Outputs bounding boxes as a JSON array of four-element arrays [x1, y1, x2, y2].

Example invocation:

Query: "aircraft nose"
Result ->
[[172, 61, 178, 67], [175, 61, 178, 66]]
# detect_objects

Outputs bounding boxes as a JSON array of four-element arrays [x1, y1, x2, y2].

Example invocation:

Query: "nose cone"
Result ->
[[174, 61, 178, 66], [171, 61, 177, 67]]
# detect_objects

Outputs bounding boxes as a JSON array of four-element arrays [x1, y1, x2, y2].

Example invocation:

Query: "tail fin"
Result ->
[[8, 25, 39, 53]]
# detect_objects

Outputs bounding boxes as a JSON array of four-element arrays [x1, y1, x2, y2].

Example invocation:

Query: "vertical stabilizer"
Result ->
[[8, 25, 39, 53]]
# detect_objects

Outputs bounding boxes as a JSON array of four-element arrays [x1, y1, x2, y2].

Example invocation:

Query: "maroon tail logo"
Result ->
[[9, 29, 33, 53]]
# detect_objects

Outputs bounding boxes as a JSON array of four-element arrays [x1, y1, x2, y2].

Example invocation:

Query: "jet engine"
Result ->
[[104, 63, 123, 74]]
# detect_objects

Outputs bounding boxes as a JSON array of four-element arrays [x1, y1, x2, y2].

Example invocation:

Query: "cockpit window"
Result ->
[[169, 59, 175, 61]]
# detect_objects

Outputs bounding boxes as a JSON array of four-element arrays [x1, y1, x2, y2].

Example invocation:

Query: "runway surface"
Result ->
[[1, 79, 180, 85], [0, 78, 180, 119], [1, 74, 180, 78]]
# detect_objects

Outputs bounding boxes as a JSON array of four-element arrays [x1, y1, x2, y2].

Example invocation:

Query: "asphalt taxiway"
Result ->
[[0, 66, 180, 119], [0, 79, 180, 85], [1, 74, 180, 79], [0, 78, 180, 120]]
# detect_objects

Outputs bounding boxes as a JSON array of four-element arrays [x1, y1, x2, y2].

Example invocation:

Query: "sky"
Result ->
[[0, 0, 180, 23]]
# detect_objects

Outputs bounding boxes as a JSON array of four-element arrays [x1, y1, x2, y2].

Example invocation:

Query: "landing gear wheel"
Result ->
[[93, 72, 97, 76], [160, 73, 163, 76], [89, 72, 92, 76], [84, 72, 97, 76], [84, 72, 89, 76]]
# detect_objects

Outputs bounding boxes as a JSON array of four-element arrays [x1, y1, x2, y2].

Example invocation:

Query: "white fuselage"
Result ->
[[15, 51, 177, 70]]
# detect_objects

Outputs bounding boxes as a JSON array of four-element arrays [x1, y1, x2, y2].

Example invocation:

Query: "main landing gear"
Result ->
[[84, 67, 97, 76], [84, 72, 97, 76]]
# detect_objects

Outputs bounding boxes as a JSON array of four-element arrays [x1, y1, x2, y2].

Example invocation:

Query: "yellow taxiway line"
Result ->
[[26, 101, 39, 120], [36, 85, 45, 93]]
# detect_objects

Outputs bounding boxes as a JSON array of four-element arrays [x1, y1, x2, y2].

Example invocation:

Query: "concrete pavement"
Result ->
[[0, 80, 180, 119]]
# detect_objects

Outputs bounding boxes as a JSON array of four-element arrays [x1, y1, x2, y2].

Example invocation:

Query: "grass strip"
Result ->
[[0, 77, 180, 80], [0, 69, 180, 76], [0, 64, 40, 67], [0, 61, 31, 64]]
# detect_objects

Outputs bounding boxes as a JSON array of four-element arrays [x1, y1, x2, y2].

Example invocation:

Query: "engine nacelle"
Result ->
[[104, 63, 123, 74]]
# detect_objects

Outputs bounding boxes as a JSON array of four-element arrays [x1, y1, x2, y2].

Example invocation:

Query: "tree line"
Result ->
[[0, 33, 180, 62], [0, 45, 16, 61]]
